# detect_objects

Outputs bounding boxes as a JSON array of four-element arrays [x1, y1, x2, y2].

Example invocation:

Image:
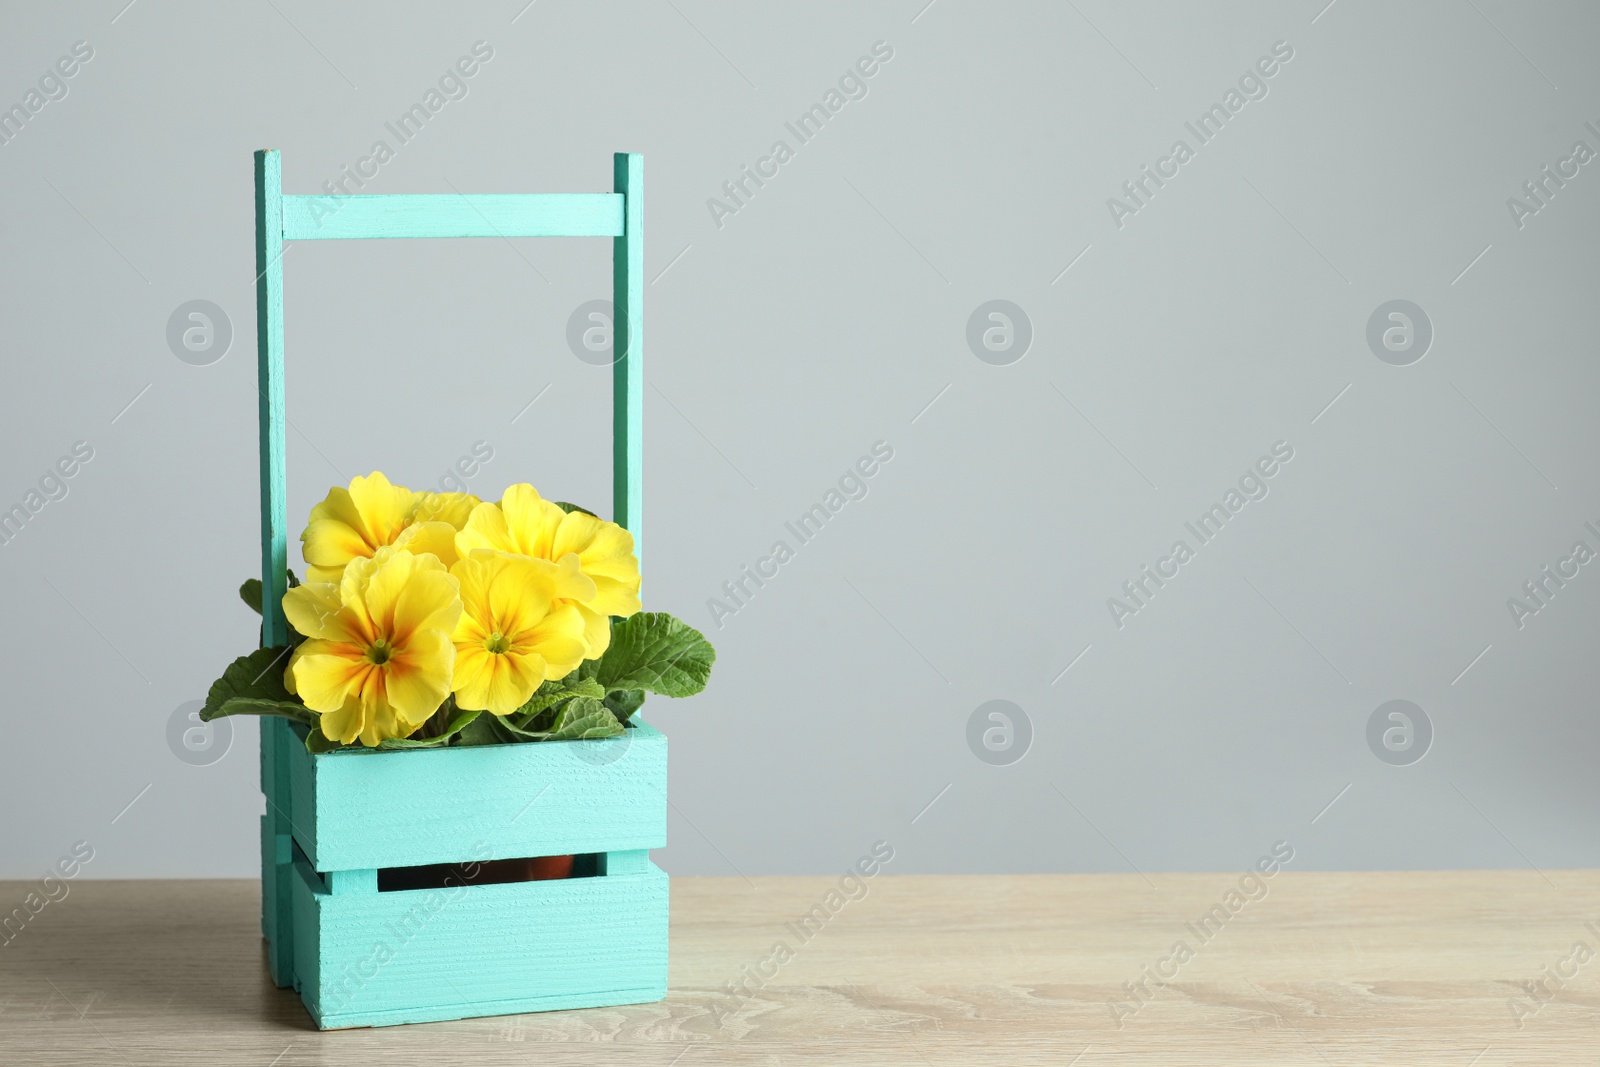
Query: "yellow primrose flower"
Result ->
[[449, 554, 592, 715], [283, 546, 462, 746], [300, 472, 479, 583], [396, 491, 480, 571], [455, 484, 641, 657]]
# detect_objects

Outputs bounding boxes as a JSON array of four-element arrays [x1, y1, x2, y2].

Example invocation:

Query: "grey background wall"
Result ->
[[2, 0, 1597, 881]]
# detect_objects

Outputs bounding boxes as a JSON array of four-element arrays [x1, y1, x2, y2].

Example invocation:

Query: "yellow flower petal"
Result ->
[[453, 484, 640, 652], [345, 472, 416, 542], [302, 473, 416, 572], [520, 603, 589, 678], [448, 552, 592, 713], [396, 520, 465, 569], [282, 542, 462, 746], [412, 492, 480, 529], [457, 501, 511, 558], [290, 642, 373, 714], [282, 582, 351, 642], [364, 549, 460, 646], [574, 602, 612, 658], [317, 691, 367, 746], [540, 553, 598, 603], [384, 628, 455, 727], [451, 643, 497, 710], [483, 651, 543, 715], [301, 517, 374, 570], [300, 474, 478, 584], [499, 484, 565, 558]]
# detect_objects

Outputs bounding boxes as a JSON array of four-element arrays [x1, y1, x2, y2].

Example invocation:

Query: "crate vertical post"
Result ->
[[610, 152, 646, 885], [253, 148, 295, 989], [612, 152, 643, 564]]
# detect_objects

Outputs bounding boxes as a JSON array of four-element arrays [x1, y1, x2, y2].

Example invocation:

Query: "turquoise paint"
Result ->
[[292, 853, 669, 1030], [285, 722, 667, 871], [613, 154, 644, 566], [281, 192, 624, 240]]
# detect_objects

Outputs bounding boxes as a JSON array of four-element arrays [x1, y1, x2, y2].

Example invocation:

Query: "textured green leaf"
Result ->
[[603, 688, 646, 722], [200, 647, 296, 721], [304, 728, 345, 754], [509, 677, 604, 724], [239, 570, 299, 617], [376, 706, 484, 749], [213, 697, 318, 727], [455, 714, 509, 746], [492, 717, 554, 741], [593, 613, 715, 697], [548, 697, 624, 741], [554, 501, 599, 518]]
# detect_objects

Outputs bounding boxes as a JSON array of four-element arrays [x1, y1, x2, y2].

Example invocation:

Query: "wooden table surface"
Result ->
[[0, 872, 1593, 1064]]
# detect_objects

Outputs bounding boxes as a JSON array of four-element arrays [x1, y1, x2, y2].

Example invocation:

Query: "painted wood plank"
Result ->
[[280, 193, 623, 241], [291, 855, 668, 1029], [612, 153, 644, 564], [604, 849, 652, 876], [254, 149, 295, 989], [286, 722, 667, 871], [254, 151, 289, 647], [261, 723, 296, 988], [324, 869, 378, 895]]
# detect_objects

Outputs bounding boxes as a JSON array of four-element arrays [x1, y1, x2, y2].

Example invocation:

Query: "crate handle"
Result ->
[[253, 149, 644, 646]]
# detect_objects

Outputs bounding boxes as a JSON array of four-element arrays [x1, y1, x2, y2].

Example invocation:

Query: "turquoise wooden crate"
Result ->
[[250, 149, 662, 1029], [270, 722, 667, 1029]]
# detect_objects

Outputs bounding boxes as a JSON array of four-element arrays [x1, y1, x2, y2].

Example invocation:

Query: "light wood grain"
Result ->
[[0, 872, 1594, 1064]]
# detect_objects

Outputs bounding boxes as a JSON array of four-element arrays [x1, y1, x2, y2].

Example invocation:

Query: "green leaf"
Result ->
[[547, 697, 624, 741], [554, 501, 599, 518], [304, 728, 345, 754], [508, 678, 605, 729], [491, 717, 553, 742], [603, 688, 646, 722], [200, 646, 296, 721], [455, 714, 509, 747], [239, 570, 300, 616], [593, 613, 716, 697], [377, 706, 484, 749], [212, 697, 319, 728]]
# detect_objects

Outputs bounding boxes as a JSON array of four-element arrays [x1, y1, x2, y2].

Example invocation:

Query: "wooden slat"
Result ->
[[294, 858, 669, 1029], [286, 722, 667, 871], [604, 849, 652, 876], [323, 869, 378, 896], [280, 193, 624, 240], [254, 151, 289, 647], [612, 153, 644, 564], [252, 149, 294, 990]]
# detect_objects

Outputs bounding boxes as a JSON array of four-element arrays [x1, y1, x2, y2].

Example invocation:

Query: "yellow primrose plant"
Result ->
[[201, 473, 715, 751]]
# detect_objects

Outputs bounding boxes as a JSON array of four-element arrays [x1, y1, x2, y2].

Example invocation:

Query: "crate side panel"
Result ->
[[307, 866, 669, 1027], [308, 725, 666, 870], [285, 727, 320, 867], [290, 855, 325, 1015]]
